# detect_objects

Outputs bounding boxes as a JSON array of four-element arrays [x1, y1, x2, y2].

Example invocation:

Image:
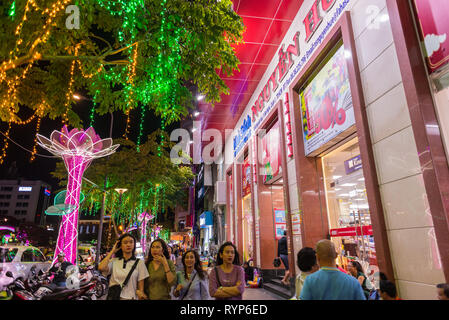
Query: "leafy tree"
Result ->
[[0, 0, 244, 126]]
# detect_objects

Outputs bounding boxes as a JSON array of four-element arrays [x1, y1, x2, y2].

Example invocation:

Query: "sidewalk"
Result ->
[[242, 287, 284, 300]]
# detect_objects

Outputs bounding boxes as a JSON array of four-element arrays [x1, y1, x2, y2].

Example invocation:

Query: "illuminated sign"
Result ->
[[18, 186, 32, 192], [44, 189, 51, 196]]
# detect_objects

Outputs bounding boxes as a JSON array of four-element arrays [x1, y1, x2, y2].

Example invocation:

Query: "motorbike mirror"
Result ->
[[6, 271, 13, 278]]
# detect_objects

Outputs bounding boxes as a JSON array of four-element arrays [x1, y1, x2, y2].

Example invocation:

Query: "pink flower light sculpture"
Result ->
[[138, 212, 154, 255], [37, 126, 119, 264]]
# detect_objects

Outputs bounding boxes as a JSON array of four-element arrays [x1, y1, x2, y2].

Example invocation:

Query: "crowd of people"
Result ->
[[98, 233, 247, 300], [48, 233, 448, 301]]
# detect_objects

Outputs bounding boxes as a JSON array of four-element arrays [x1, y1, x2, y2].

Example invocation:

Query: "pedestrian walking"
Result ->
[[300, 240, 366, 300], [144, 239, 176, 300], [99, 233, 149, 300], [173, 249, 211, 300], [168, 245, 177, 264], [348, 260, 372, 299], [209, 242, 245, 300], [294, 247, 319, 299], [277, 231, 290, 285]]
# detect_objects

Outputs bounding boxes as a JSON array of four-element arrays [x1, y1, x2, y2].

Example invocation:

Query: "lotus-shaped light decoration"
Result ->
[[38, 126, 119, 264]]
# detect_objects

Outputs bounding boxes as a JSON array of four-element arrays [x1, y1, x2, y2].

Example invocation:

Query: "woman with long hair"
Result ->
[[173, 250, 210, 300], [99, 233, 149, 300], [348, 260, 370, 299], [144, 238, 176, 300], [208, 242, 245, 300]]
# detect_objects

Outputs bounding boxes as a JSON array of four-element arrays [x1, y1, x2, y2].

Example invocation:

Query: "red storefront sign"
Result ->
[[413, 0, 449, 73], [283, 92, 294, 158], [330, 225, 373, 237]]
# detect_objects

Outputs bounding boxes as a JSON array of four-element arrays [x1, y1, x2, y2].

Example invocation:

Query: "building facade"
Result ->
[[213, 0, 449, 300]]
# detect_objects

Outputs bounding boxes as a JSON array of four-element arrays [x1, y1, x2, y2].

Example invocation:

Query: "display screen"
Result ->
[[299, 44, 355, 156]]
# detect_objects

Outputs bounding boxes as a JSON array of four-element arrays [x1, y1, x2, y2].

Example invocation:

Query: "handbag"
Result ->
[[180, 272, 197, 300], [273, 257, 281, 268], [106, 259, 140, 300]]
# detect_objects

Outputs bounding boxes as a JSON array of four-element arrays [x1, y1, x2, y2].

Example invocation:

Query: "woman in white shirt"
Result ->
[[99, 233, 149, 300]]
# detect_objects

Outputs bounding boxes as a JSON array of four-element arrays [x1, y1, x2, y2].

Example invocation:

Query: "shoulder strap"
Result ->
[[122, 259, 139, 288], [180, 272, 197, 300], [214, 267, 222, 287]]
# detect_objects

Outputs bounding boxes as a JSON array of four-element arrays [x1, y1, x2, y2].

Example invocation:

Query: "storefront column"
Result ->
[[249, 137, 258, 266], [387, 0, 449, 281], [255, 139, 277, 270], [277, 101, 296, 278]]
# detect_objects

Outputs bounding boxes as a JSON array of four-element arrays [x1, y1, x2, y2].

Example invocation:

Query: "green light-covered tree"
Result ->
[[0, 0, 244, 126]]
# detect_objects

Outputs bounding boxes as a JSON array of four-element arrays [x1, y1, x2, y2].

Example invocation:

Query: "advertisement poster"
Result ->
[[291, 211, 301, 235], [242, 157, 251, 197], [262, 121, 281, 183], [274, 209, 286, 240], [413, 0, 449, 73], [300, 45, 355, 156]]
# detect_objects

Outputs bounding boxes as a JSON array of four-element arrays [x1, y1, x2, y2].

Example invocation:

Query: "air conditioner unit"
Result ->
[[214, 181, 226, 205]]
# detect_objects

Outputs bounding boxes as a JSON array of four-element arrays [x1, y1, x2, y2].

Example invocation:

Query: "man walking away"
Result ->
[[300, 240, 366, 300]]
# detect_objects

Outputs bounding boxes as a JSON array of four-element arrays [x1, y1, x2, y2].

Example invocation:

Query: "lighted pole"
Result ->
[[37, 126, 119, 264]]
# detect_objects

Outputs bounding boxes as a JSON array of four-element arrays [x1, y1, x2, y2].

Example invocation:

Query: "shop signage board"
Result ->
[[300, 45, 355, 156], [413, 0, 449, 73], [261, 121, 281, 183], [200, 211, 213, 228], [242, 157, 251, 197], [274, 209, 286, 240], [344, 155, 362, 175], [330, 225, 373, 237], [232, 0, 352, 159]]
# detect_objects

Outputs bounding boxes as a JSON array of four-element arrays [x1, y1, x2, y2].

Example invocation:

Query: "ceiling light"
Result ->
[[197, 95, 205, 101], [341, 183, 357, 187], [337, 194, 350, 197], [73, 94, 81, 100], [194, 111, 200, 117]]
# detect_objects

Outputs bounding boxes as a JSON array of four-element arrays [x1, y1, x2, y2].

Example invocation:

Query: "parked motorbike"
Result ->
[[5, 268, 99, 300]]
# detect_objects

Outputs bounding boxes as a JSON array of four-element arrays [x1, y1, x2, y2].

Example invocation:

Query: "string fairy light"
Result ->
[[62, 43, 81, 125]]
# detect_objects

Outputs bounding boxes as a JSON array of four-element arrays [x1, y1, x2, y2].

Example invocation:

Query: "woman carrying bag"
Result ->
[[99, 233, 149, 300], [173, 250, 210, 300]]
